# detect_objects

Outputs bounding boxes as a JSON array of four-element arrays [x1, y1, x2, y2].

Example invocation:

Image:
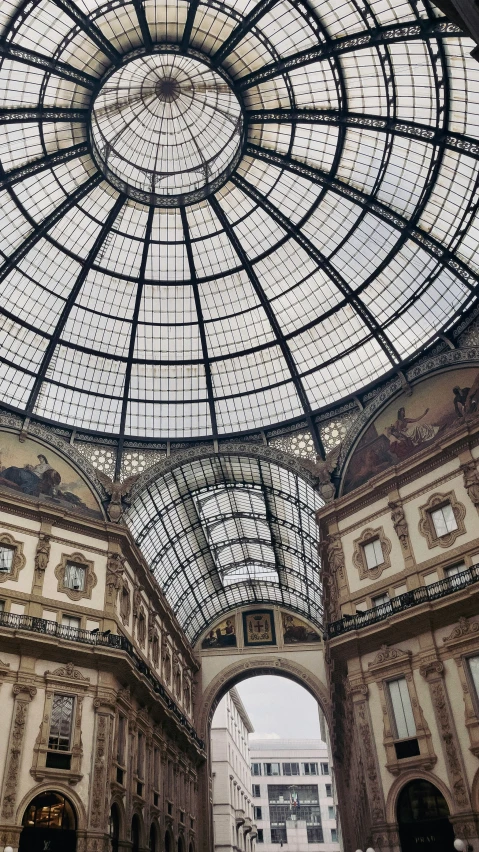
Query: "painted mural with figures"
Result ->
[[343, 367, 479, 495], [0, 431, 102, 518]]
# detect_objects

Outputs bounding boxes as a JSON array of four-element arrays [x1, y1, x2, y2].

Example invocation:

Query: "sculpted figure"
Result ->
[[389, 501, 409, 548], [463, 461, 479, 507], [34, 534, 50, 572]]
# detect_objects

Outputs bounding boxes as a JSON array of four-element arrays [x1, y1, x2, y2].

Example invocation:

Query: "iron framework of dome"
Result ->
[[0, 0, 479, 451]]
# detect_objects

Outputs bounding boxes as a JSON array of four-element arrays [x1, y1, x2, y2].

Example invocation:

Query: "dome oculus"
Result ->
[[90, 52, 244, 206]]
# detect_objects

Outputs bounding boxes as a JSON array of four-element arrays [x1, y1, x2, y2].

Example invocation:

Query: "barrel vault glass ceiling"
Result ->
[[127, 455, 323, 641], [0, 0, 479, 443]]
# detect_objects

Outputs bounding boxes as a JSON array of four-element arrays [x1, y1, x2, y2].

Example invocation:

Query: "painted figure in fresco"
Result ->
[[386, 407, 439, 451], [201, 618, 236, 648], [453, 385, 479, 417], [0, 452, 90, 511], [282, 614, 320, 644]]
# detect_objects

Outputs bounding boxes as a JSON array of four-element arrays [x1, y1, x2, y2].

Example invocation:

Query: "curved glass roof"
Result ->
[[0, 0, 478, 441], [126, 455, 323, 641]]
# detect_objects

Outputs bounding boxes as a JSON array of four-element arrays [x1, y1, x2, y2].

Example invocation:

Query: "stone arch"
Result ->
[[196, 654, 331, 741], [165, 827, 174, 852], [16, 783, 87, 830], [129, 442, 317, 501], [109, 796, 127, 840], [385, 771, 455, 824], [471, 766, 479, 813], [131, 810, 144, 849]]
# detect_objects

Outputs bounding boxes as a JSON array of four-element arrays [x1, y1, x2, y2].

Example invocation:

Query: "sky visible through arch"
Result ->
[[236, 676, 322, 740]]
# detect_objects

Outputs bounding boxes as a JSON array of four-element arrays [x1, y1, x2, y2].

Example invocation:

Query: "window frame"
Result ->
[[0, 533, 26, 584], [386, 676, 417, 741], [48, 693, 75, 753], [54, 551, 97, 601], [303, 762, 318, 776], [419, 491, 466, 550], [353, 527, 392, 580]]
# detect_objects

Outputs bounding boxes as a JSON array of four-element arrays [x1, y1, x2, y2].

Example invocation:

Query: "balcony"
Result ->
[[0, 609, 204, 748], [235, 809, 246, 827], [250, 824, 258, 839], [328, 564, 479, 639], [243, 817, 252, 834]]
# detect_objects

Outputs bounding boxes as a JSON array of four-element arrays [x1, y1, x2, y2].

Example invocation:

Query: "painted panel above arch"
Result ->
[[0, 429, 102, 518], [341, 367, 479, 496]]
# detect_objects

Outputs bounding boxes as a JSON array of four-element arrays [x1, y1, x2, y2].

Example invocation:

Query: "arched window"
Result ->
[[109, 804, 120, 852], [149, 822, 157, 852], [397, 780, 453, 852], [132, 814, 141, 852], [178, 836, 184, 852], [165, 830, 171, 852], [20, 792, 77, 852]]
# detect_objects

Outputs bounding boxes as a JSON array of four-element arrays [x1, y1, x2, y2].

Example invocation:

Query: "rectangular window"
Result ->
[[271, 828, 287, 844], [117, 715, 126, 765], [303, 763, 318, 775], [254, 806, 262, 820], [0, 601, 5, 613], [61, 614, 81, 630], [257, 829, 264, 843], [363, 538, 383, 570], [264, 762, 280, 776], [137, 732, 144, 779], [0, 545, 14, 573], [307, 827, 324, 843], [325, 784, 332, 797], [154, 747, 159, 790], [388, 677, 416, 739], [328, 805, 335, 819], [64, 561, 86, 591], [331, 828, 338, 842], [48, 694, 74, 751], [444, 562, 466, 578], [282, 762, 300, 776], [252, 784, 261, 797], [431, 504, 457, 537], [251, 763, 262, 776], [320, 762, 329, 775], [372, 593, 390, 608], [468, 656, 479, 702]]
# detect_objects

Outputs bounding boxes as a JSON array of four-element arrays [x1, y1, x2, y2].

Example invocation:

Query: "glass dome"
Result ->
[[0, 0, 478, 440]]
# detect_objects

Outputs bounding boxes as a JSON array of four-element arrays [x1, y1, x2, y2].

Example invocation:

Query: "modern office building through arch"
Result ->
[[1, 0, 479, 850]]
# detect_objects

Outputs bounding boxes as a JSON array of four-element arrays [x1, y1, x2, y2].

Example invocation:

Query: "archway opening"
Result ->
[[131, 813, 141, 852], [210, 674, 338, 850], [19, 791, 77, 852], [149, 822, 157, 852], [178, 835, 185, 852], [165, 829, 172, 852], [397, 779, 454, 852], [109, 804, 120, 852]]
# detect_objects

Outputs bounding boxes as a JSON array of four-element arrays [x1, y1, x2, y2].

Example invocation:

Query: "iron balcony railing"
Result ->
[[0, 609, 204, 749], [328, 563, 479, 639]]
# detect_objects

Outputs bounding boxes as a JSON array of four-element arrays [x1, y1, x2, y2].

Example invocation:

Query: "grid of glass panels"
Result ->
[[126, 454, 322, 641], [0, 0, 478, 440]]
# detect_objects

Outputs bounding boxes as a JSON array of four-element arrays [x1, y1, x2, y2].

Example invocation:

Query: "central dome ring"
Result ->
[[89, 46, 245, 207]]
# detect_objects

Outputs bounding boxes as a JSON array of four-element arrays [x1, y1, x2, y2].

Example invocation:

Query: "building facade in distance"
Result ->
[[212, 689, 256, 852], [249, 740, 340, 851]]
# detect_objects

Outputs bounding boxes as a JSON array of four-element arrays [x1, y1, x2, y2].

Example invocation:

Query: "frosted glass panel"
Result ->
[[431, 504, 457, 537], [388, 678, 416, 739], [364, 538, 383, 570]]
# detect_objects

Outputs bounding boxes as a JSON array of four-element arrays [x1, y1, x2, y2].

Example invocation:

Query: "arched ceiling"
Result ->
[[0, 0, 478, 445], [125, 455, 322, 641]]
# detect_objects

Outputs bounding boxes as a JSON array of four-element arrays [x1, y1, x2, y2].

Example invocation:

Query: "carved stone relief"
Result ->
[[418, 491, 466, 549], [352, 526, 392, 581], [0, 532, 26, 584], [1, 684, 36, 820], [420, 661, 470, 810]]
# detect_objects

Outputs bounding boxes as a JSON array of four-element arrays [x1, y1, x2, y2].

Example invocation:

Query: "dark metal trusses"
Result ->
[[181, 207, 218, 437], [231, 171, 402, 365], [0, 42, 97, 89], [243, 146, 479, 295], [0, 143, 89, 189], [132, 0, 153, 50], [0, 107, 88, 124], [237, 17, 461, 90], [212, 0, 279, 65], [209, 194, 325, 457], [245, 108, 479, 163], [50, 0, 122, 64], [25, 193, 126, 417]]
